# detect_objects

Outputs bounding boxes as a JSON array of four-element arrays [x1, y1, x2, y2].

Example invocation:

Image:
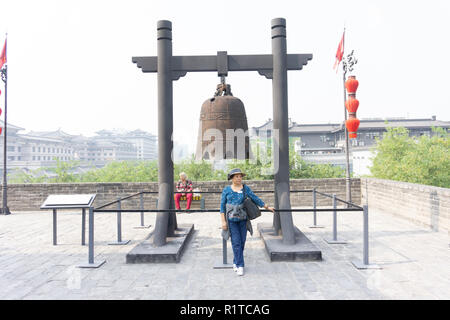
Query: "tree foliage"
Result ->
[[226, 141, 345, 180], [79, 160, 159, 182], [8, 142, 346, 183], [174, 155, 226, 181], [370, 127, 449, 188]]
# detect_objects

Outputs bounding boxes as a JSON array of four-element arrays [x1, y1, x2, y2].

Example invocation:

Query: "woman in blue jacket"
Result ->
[[220, 168, 275, 276]]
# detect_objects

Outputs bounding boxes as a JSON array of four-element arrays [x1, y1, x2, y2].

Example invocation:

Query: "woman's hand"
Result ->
[[264, 204, 275, 213], [222, 222, 228, 230]]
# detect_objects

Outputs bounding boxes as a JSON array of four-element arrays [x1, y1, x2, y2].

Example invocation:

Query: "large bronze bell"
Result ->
[[195, 81, 251, 161]]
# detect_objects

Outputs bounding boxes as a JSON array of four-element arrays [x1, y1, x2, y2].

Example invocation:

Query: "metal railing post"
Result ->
[[310, 187, 324, 228], [200, 196, 205, 210], [53, 209, 57, 245], [325, 194, 346, 244], [222, 238, 227, 264], [117, 199, 122, 242], [333, 194, 337, 240], [77, 206, 106, 268], [314, 188, 317, 225], [213, 232, 233, 269], [89, 206, 94, 263], [81, 208, 86, 245], [134, 192, 151, 229], [140, 193, 145, 226], [351, 205, 381, 269], [363, 204, 369, 265], [109, 198, 130, 245]]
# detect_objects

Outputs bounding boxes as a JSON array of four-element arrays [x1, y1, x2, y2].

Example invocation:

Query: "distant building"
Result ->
[[0, 121, 158, 178], [95, 129, 157, 161], [249, 116, 450, 176]]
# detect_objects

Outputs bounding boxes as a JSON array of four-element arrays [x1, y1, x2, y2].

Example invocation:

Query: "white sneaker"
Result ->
[[236, 267, 244, 276], [233, 264, 238, 272]]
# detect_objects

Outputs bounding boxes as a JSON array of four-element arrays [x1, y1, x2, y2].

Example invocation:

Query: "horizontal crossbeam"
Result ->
[[132, 53, 312, 79]]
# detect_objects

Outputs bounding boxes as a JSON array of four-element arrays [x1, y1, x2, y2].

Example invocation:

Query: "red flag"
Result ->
[[333, 31, 344, 72], [0, 39, 6, 69]]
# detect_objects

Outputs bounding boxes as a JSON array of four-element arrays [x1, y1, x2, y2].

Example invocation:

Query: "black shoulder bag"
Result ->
[[242, 184, 261, 220]]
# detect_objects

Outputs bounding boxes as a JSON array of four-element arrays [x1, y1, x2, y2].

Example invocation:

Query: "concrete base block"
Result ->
[[257, 223, 322, 262], [126, 224, 194, 263]]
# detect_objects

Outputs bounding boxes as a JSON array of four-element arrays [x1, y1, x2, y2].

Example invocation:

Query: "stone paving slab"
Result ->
[[0, 206, 449, 300]]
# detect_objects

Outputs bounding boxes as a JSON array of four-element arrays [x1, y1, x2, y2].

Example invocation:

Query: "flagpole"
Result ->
[[1, 34, 10, 215], [341, 28, 352, 206]]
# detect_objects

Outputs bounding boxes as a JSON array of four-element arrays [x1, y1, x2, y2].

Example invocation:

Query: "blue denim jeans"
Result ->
[[228, 219, 247, 268]]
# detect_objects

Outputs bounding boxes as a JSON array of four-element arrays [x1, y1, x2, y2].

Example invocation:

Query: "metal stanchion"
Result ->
[[81, 208, 86, 245], [214, 236, 233, 269], [200, 196, 205, 210], [134, 192, 151, 229], [310, 188, 324, 228], [52, 209, 57, 245], [325, 194, 347, 244], [109, 198, 130, 245], [352, 205, 381, 269], [77, 206, 106, 268]]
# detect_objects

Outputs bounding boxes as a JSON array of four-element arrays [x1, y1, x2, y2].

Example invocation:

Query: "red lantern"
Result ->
[[345, 96, 359, 114], [345, 75, 359, 94], [346, 118, 360, 138]]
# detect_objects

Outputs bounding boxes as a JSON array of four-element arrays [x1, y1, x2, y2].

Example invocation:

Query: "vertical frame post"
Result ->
[[153, 20, 176, 246], [271, 17, 295, 245]]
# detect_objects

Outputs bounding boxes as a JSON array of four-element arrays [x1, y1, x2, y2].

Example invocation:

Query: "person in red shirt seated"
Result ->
[[175, 172, 194, 211]]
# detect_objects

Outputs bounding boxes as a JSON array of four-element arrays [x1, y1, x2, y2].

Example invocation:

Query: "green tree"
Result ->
[[79, 160, 159, 182], [226, 140, 345, 180], [370, 126, 450, 188], [174, 155, 226, 181], [8, 168, 49, 183], [49, 159, 80, 183], [288, 143, 345, 179]]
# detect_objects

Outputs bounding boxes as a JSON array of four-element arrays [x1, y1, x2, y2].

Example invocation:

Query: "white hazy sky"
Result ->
[[1, 0, 449, 154]]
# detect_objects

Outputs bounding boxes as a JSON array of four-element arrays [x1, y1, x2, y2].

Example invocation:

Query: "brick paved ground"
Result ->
[[0, 205, 448, 300]]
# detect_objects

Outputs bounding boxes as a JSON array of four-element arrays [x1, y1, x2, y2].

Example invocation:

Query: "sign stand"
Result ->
[[40, 194, 106, 268]]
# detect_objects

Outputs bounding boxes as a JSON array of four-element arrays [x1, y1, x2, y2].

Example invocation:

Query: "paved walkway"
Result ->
[[0, 205, 449, 300]]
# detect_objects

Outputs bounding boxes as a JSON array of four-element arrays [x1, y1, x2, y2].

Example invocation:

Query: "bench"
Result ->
[[174, 193, 205, 209]]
